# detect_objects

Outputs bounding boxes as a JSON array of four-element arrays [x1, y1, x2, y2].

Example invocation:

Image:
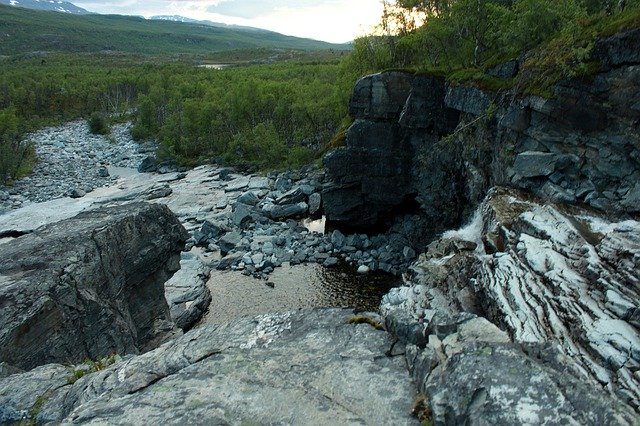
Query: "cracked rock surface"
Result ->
[[382, 187, 640, 421], [0, 309, 418, 425], [0, 202, 188, 371]]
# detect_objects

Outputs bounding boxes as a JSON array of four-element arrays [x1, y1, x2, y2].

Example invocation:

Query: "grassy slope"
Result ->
[[0, 5, 348, 55]]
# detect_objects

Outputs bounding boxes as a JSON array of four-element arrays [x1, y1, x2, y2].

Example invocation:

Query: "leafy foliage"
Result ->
[[348, 0, 640, 93], [88, 112, 110, 135], [0, 53, 357, 176]]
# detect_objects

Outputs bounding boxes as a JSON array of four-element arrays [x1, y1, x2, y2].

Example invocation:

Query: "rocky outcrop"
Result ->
[[0, 309, 418, 425], [382, 187, 640, 417], [323, 72, 459, 229], [323, 28, 640, 232], [0, 202, 188, 370]]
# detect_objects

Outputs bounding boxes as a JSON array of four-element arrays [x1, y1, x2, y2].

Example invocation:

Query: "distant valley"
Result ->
[[0, 3, 348, 56]]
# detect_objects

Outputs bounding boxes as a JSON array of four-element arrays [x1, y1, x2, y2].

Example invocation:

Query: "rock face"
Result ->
[[0, 309, 418, 425], [323, 72, 459, 229], [0, 202, 188, 370], [381, 187, 640, 417], [323, 29, 640, 232]]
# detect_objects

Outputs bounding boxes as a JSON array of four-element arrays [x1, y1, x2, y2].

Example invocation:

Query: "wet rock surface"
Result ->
[[0, 202, 187, 371], [0, 309, 418, 425], [382, 187, 640, 418]]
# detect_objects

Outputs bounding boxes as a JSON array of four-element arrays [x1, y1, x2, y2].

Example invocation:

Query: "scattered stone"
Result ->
[[269, 202, 308, 220], [97, 166, 110, 177], [308, 192, 322, 215], [237, 191, 260, 206], [69, 188, 86, 198], [357, 265, 370, 274], [138, 156, 158, 173]]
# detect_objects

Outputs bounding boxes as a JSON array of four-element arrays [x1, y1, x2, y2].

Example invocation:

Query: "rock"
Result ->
[[225, 176, 250, 192], [349, 72, 413, 120], [237, 191, 260, 206], [216, 252, 244, 270], [138, 156, 158, 173], [487, 60, 519, 79], [145, 185, 173, 200], [275, 187, 306, 205], [269, 202, 308, 220], [194, 220, 230, 245], [384, 187, 640, 413], [69, 188, 86, 198], [595, 27, 640, 69], [323, 257, 339, 267], [0, 202, 187, 370], [308, 192, 322, 215], [0, 309, 417, 425], [164, 250, 212, 331], [274, 176, 292, 192], [97, 166, 110, 177], [218, 231, 242, 255], [357, 265, 370, 274], [444, 85, 492, 116], [231, 202, 254, 227], [331, 229, 346, 249]]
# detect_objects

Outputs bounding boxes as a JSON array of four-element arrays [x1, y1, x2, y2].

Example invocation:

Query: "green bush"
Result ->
[[0, 107, 36, 184], [88, 112, 110, 135]]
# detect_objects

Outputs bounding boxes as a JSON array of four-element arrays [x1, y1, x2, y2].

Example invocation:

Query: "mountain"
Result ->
[[149, 15, 262, 32], [0, 0, 87, 14], [0, 4, 348, 56]]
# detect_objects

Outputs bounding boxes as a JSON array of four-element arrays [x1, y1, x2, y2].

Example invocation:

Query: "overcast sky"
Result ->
[[71, 0, 384, 43]]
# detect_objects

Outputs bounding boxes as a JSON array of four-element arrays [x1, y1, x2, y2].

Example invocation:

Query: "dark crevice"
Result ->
[[0, 229, 32, 238]]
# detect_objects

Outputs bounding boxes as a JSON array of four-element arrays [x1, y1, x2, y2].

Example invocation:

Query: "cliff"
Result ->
[[323, 28, 640, 235]]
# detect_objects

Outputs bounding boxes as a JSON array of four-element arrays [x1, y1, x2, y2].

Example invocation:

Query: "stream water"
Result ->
[[199, 262, 400, 325]]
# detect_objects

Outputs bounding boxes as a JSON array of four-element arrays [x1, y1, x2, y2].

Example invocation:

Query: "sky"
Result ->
[[71, 0, 384, 43]]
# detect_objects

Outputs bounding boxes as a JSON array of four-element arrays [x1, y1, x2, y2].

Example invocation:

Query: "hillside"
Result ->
[[0, 5, 346, 56], [0, 0, 87, 14]]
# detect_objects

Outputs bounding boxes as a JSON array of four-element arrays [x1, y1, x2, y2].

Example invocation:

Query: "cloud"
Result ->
[[206, 0, 338, 19], [71, 0, 383, 43]]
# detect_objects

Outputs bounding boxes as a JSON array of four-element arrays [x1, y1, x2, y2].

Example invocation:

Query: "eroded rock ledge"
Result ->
[[382, 187, 640, 421], [0, 309, 417, 425], [0, 202, 188, 370]]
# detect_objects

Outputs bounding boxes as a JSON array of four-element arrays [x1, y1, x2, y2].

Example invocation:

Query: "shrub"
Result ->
[[88, 112, 110, 135]]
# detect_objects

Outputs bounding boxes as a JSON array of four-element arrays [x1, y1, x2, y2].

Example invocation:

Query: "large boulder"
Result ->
[[0, 309, 418, 425], [0, 202, 188, 370]]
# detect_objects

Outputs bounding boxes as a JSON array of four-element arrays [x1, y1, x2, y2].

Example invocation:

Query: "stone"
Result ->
[[97, 166, 110, 177], [308, 192, 322, 216], [269, 202, 308, 220], [219, 231, 242, 255], [349, 72, 413, 120], [357, 265, 370, 274], [164, 250, 212, 331], [225, 177, 250, 192], [384, 187, 640, 412], [487, 60, 519, 79], [237, 191, 260, 206], [274, 176, 292, 192], [138, 155, 158, 173], [323, 257, 339, 267], [331, 229, 346, 248], [276, 187, 306, 205], [216, 252, 244, 270], [511, 151, 561, 178], [231, 203, 254, 227], [195, 220, 230, 244], [0, 309, 417, 425], [69, 188, 86, 198], [0, 202, 187, 371], [145, 185, 173, 200]]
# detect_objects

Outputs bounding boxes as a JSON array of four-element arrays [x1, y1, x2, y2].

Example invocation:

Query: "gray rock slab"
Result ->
[[3, 309, 417, 425], [164, 250, 212, 331]]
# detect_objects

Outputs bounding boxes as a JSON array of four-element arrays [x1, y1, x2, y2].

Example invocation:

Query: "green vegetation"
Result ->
[[0, 4, 347, 56], [67, 353, 121, 384], [0, 51, 357, 178], [88, 112, 110, 135], [348, 0, 640, 94]]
